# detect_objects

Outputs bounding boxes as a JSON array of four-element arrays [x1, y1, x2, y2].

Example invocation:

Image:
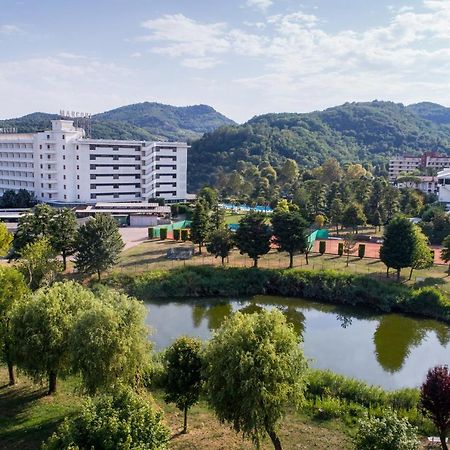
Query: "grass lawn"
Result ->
[[0, 367, 352, 450], [113, 238, 450, 294]]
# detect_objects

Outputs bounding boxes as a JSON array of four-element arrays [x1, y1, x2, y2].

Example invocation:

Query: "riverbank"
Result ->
[[109, 266, 450, 324]]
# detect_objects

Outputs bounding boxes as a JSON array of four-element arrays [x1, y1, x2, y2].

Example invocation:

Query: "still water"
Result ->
[[144, 296, 450, 390]]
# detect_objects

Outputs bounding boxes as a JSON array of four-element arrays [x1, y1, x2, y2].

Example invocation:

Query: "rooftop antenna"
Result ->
[[59, 110, 92, 137]]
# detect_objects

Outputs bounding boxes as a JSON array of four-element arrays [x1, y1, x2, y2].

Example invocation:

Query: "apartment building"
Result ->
[[0, 120, 189, 203], [389, 152, 450, 181]]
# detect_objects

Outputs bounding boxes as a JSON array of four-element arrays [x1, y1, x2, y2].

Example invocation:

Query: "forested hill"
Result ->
[[406, 102, 450, 125], [188, 101, 450, 190], [0, 102, 236, 142]]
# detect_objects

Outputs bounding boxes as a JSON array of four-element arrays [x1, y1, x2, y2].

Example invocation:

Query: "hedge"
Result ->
[[173, 229, 181, 241], [181, 229, 190, 241], [160, 228, 167, 240], [319, 241, 326, 255], [338, 243, 344, 256], [358, 244, 365, 259], [127, 266, 450, 323], [147, 227, 155, 239]]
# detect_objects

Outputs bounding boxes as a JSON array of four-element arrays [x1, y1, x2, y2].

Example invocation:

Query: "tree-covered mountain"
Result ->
[[94, 102, 235, 141], [0, 102, 236, 142], [407, 102, 450, 125], [188, 101, 450, 190]]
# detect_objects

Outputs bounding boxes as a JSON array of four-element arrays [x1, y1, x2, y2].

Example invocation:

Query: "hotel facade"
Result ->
[[0, 120, 189, 203]]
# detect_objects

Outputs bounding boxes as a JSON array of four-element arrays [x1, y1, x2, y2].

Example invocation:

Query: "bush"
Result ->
[[319, 241, 326, 255], [406, 287, 450, 321], [43, 387, 169, 450], [160, 228, 168, 240], [148, 227, 155, 239], [358, 244, 365, 259], [127, 267, 449, 323], [353, 411, 420, 450], [173, 229, 181, 241], [181, 229, 190, 241], [338, 242, 344, 256]]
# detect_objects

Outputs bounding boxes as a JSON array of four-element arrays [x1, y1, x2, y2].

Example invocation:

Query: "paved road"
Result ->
[[119, 227, 149, 250]]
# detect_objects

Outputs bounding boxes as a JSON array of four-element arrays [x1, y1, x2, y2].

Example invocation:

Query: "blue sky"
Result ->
[[1, 0, 450, 122]]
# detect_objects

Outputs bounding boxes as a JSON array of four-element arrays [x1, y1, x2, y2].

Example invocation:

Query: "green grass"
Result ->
[[113, 239, 450, 295], [0, 368, 353, 450]]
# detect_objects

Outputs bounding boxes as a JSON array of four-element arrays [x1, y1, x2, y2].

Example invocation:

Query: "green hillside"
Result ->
[[94, 102, 236, 141], [188, 101, 450, 190], [407, 102, 450, 125], [0, 102, 236, 142]]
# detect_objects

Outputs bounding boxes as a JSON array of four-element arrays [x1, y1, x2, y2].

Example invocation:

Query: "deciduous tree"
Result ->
[[206, 228, 234, 265], [272, 210, 308, 268], [235, 212, 272, 267], [420, 365, 450, 450], [18, 238, 62, 291], [380, 216, 416, 281], [0, 222, 12, 256], [163, 337, 203, 434], [441, 235, 450, 275], [409, 226, 433, 280], [11, 281, 95, 394], [75, 214, 124, 280], [342, 203, 366, 233], [0, 267, 29, 385], [48, 208, 77, 271], [204, 310, 307, 450], [190, 200, 210, 254], [70, 289, 150, 394]]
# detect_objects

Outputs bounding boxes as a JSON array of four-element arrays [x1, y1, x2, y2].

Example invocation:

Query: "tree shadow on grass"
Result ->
[[414, 277, 446, 289]]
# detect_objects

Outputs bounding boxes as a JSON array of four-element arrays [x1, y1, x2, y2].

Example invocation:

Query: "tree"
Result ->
[[409, 226, 433, 280], [0, 189, 36, 208], [317, 158, 342, 184], [210, 201, 225, 231], [163, 337, 203, 434], [342, 203, 366, 233], [314, 214, 325, 229], [197, 186, 218, 210], [342, 234, 357, 267], [206, 228, 234, 265], [11, 281, 95, 394], [204, 310, 307, 450], [0, 222, 12, 256], [380, 216, 416, 281], [346, 163, 367, 180], [353, 411, 419, 450], [190, 201, 210, 254], [235, 212, 272, 267], [11, 203, 54, 256], [48, 208, 77, 271], [18, 238, 62, 291], [420, 365, 450, 450], [70, 289, 150, 394], [272, 210, 308, 268], [441, 235, 450, 275], [279, 159, 299, 183], [329, 198, 344, 234], [0, 267, 29, 385], [75, 214, 124, 280], [42, 387, 169, 450]]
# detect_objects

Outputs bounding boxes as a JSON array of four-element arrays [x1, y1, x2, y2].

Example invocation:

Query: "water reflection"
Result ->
[[145, 296, 450, 389], [374, 315, 450, 373]]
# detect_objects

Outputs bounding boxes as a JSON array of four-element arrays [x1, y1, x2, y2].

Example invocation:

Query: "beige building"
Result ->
[[389, 152, 450, 181]]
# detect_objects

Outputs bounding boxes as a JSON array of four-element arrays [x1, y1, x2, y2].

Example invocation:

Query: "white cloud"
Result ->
[[0, 24, 22, 35], [246, 0, 273, 11]]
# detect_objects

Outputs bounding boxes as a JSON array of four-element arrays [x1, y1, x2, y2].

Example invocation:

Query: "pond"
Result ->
[[144, 296, 450, 390]]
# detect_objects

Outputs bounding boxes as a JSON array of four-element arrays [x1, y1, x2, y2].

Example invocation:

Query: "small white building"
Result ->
[[0, 120, 189, 204], [394, 176, 439, 195], [437, 168, 450, 209]]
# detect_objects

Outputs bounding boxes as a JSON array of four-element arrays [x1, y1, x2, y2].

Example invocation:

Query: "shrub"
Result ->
[[173, 229, 181, 241], [319, 241, 326, 255], [43, 387, 169, 450], [181, 229, 190, 241], [406, 287, 450, 321], [160, 228, 168, 240], [353, 411, 420, 450], [358, 244, 365, 259], [148, 227, 155, 239], [338, 242, 344, 256]]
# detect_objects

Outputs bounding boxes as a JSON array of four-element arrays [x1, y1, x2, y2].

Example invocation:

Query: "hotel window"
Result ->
[[77, 175, 79, 180], [77, 165, 79, 170]]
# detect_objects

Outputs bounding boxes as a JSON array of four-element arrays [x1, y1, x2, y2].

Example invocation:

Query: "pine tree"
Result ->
[[190, 201, 210, 254]]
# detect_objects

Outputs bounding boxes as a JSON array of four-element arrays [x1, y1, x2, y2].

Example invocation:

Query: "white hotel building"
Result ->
[[0, 120, 189, 203]]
